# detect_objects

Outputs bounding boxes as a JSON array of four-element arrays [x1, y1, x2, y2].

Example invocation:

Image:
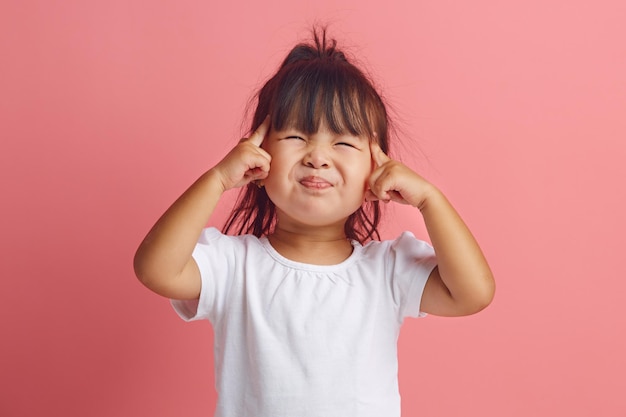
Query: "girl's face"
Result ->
[[262, 124, 373, 231]]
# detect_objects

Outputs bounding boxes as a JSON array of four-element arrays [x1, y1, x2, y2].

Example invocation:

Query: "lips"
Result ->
[[299, 176, 333, 189]]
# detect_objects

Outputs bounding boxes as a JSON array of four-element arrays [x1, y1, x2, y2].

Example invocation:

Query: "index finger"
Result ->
[[246, 115, 270, 147], [370, 140, 391, 167]]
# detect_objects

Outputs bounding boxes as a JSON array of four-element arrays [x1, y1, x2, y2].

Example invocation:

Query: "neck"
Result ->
[[268, 224, 353, 265]]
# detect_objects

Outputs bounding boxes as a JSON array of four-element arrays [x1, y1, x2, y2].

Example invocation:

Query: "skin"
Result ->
[[134, 116, 495, 316]]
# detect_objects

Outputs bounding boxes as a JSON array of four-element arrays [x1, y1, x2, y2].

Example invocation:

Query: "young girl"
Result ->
[[134, 30, 494, 417]]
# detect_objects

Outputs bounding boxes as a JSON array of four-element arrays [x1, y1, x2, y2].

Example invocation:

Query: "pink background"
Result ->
[[2, 1, 625, 416]]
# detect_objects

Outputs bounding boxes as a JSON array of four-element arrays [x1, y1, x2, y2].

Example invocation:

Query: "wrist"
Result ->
[[200, 168, 228, 195], [416, 184, 443, 212]]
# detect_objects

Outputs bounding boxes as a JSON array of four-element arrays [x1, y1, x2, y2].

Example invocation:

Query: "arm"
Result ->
[[133, 119, 271, 300], [367, 142, 495, 317]]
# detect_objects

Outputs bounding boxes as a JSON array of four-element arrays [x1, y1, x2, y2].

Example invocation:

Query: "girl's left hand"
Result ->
[[367, 140, 495, 316], [365, 141, 435, 210]]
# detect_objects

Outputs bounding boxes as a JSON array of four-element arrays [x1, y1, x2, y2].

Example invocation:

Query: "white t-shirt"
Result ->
[[172, 228, 437, 417]]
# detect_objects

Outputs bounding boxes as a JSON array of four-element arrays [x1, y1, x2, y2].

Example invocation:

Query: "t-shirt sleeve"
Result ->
[[388, 231, 438, 319], [170, 227, 233, 323]]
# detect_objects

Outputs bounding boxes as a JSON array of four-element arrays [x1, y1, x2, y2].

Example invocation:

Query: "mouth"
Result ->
[[299, 176, 333, 190]]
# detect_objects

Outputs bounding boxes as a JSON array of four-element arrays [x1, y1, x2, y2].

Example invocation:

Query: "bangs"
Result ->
[[269, 61, 384, 138]]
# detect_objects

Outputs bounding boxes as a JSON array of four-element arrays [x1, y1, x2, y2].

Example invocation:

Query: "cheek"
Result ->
[[348, 172, 372, 201], [267, 155, 289, 180], [263, 157, 291, 195], [262, 176, 282, 208], [340, 157, 371, 185], [357, 160, 374, 184]]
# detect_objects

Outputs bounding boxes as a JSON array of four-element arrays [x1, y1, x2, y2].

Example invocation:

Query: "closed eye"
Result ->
[[286, 136, 305, 141], [336, 142, 358, 148]]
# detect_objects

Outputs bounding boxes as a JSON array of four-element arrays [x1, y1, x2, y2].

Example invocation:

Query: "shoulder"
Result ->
[[357, 232, 437, 319], [196, 227, 263, 249], [361, 231, 435, 260], [358, 231, 437, 284], [193, 227, 268, 267]]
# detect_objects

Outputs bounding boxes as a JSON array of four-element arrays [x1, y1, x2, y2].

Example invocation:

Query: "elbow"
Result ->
[[470, 293, 494, 315], [133, 249, 199, 300], [466, 274, 496, 315], [133, 249, 155, 288], [133, 255, 168, 296], [448, 272, 495, 316]]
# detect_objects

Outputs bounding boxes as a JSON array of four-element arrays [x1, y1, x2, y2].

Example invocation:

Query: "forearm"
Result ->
[[133, 169, 224, 293], [420, 187, 495, 312]]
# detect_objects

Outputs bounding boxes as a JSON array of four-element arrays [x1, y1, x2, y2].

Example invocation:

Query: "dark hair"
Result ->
[[223, 29, 391, 243]]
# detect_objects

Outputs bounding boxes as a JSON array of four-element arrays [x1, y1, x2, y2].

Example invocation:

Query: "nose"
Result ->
[[303, 145, 331, 169]]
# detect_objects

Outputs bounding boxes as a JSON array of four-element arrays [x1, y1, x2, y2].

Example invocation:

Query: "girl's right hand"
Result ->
[[212, 116, 272, 191]]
